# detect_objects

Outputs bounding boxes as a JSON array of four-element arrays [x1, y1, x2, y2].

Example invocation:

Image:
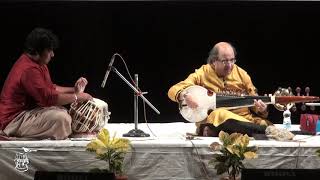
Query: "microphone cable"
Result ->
[[115, 53, 157, 137]]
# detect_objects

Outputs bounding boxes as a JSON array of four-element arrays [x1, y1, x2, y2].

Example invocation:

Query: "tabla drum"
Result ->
[[69, 98, 110, 133]]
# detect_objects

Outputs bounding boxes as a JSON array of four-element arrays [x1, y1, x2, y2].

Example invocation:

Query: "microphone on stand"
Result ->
[[101, 54, 116, 88], [98, 53, 160, 137]]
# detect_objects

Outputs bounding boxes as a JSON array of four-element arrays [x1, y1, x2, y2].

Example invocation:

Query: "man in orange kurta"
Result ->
[[168, 42, 273, 136]]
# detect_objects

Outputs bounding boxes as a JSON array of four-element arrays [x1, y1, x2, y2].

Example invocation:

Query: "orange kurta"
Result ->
[[168, 64, 271, 131]]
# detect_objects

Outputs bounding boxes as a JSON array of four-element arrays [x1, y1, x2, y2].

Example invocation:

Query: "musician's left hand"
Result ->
[[75, 77, 88, 93], [254, 99, 267, 113]]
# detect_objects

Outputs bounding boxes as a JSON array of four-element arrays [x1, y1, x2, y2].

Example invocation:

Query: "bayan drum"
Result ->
[[69, 98, 110, 134]]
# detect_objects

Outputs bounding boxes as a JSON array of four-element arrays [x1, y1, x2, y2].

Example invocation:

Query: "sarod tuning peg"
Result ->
[[305, 87, 310, 96], [310, 105, 316, 111], [291, 105, 297, 112], [296, 86, 306, 111], [296, 87, 301, 96], [305, 87, 316, 111], [304, 87, 311, 109], [301, 104, 307, 111]]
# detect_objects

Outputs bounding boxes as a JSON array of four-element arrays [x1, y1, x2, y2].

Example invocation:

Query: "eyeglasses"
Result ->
[[217, 58, 237, 65]]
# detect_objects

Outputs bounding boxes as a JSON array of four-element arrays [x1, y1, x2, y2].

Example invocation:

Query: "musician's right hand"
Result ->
[[74, 77, 88, 93], [183, 93, 199, 109], [77, 92, 93, 102]]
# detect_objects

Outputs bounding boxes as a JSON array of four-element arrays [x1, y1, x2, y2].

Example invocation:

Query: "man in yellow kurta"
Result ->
[[168, 42, 273, 136]]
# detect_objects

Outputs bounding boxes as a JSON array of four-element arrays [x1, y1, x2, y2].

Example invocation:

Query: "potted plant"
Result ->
[[209, 131, 258, 180], [86, 128, 131, 180], [316, 149, 320, 157]]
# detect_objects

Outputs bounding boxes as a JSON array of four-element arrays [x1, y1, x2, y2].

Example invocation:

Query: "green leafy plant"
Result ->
[[86, 128, 131, 176], [316, 149, 320, 158], [209, 131, 258, 180]]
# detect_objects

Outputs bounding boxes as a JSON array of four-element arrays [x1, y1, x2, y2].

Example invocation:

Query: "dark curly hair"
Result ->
[[24, 28, 59, 55]]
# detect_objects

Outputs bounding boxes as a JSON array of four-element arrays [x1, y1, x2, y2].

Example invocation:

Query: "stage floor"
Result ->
[[1, 123, 320, 180]]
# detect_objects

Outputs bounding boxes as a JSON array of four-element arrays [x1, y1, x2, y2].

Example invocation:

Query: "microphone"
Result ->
[[101, 54, 116, 88]]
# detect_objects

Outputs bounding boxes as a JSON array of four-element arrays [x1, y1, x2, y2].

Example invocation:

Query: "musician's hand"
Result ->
[[254, 99, 267, 113], [77, 92, 93, 102], [75, 77, 88, 93], [184, 93, 199, 109]]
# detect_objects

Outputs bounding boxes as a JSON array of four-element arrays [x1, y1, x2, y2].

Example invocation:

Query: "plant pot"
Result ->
[[115, 175, 128, 180]]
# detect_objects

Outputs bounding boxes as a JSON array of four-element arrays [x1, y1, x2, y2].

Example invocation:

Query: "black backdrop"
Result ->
[[1, 1, 320, 124]]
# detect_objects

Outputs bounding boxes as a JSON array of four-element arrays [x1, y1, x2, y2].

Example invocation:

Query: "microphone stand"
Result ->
[[109, 67, 160, 137]]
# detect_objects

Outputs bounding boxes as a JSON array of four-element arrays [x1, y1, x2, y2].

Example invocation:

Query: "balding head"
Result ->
[[207, 42, 237, 64], [207, 42, 237, 77]]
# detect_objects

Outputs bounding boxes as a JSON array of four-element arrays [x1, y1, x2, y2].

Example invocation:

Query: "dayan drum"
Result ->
[[69, 98, 110, 133]]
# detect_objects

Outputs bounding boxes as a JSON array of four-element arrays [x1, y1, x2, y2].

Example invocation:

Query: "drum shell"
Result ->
[[69, 99, 110, 133]]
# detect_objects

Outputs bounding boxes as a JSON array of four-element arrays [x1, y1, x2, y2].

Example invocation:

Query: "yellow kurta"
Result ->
[[168, 64, 271, 131]]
